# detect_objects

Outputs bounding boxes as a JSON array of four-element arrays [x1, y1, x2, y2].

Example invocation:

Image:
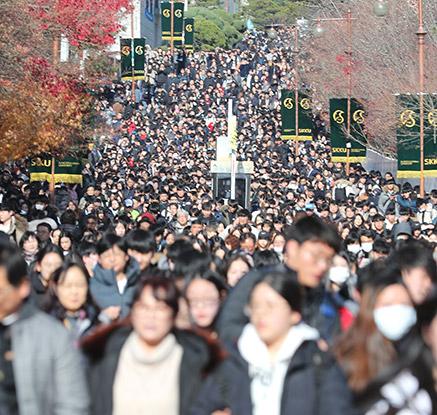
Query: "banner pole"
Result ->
[[294, 26, 299, 156], [346, 8, 352, 176], [170, 0, 174, 56], [229, 99, 236, 200], [131, 10, 135, 103], [417, 0, 426, 197], [49, 157, 55, 205]]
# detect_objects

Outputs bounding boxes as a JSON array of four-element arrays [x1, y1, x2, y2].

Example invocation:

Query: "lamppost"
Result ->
[[313, 9, 357, 176], [290, 18, 310, 157], [373, 0, 426, 197], [292, 25, 300, 157]]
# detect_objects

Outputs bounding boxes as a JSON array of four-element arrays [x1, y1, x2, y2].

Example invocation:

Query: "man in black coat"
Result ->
[[217, 215, 342, 342]]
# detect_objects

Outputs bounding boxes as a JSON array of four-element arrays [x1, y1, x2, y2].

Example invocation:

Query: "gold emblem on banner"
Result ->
[[185, 24, 193, 32], [300, 98, 310, 110], [163, 9, 170, 18], [175, 9, 182, 18], [400, 109, 416, 128], [135, 45, 144, 55], [428, 110, 437, 127], [353, 109, 365, 124], [283, 98, 294, 110], [333, 110, 345, 124], [121, 46, 131, 56]]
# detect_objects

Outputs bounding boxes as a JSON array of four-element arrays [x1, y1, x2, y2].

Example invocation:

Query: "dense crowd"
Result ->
[[1, 28, 437, 414]]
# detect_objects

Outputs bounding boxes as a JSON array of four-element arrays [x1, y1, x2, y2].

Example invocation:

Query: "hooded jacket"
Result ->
[[190, 323, 353, 415], [90, 258, 140, 318]]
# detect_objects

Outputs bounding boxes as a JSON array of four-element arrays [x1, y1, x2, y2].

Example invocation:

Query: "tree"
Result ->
[[31, 0, 131, 48], [186, 6, 244, 49], [0, 76, 92, 162], [0, 0, 130, 162], [302, 0, 437, 155], [244, 0, 304, 27], [195, 17, 227, 50]]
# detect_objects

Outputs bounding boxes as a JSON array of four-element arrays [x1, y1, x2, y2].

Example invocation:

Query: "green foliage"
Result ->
[[244, 0, 305, 27], [194, 17, 227, 50], [194, 0, 220, 6], [186, 6, 244, 50]]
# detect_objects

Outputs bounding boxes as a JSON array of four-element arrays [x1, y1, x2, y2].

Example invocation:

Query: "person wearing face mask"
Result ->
[[345, 232, 362, 256], [319, 253, 359, 341], [335, 264, 437, 414]]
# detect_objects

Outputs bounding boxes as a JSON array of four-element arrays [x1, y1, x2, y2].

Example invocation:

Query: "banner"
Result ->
[[330, 98, 367, 162], [161, 2, 172, 40], [396, 94, 437, 178], [184, 18, 194, 50], [120, 38, 145, 81], [161, 1, 184, 43], [29, 157, 83, 185], [120, 38, 133, 81], [280, 90, 313, 141], [133, 38, 145, 80], [173, 2, 184, 42]]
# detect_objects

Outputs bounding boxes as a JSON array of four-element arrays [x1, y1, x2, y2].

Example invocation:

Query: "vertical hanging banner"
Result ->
[[120, 38, 133, 80], [161, 2, 172, 40], [161, 1, 184, 45], [396, 94, 437, 178], [330, 98, 367, 162], [133, 38, 146, 80], [120, 38, 145, 80], [280, 90, 313, 141], [426, 95, 437, 173], [29, 157, 83, 184], [173, 2, 185, 47], [184, 18, 194, 50]]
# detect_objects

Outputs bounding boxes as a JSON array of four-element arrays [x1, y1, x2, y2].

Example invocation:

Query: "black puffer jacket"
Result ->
[[190, 336, 354, 415]]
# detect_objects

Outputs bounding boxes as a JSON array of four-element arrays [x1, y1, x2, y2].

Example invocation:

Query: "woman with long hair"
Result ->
[[29, 244, 64, 307], [184, 270, 228, 338], [335, 264, 436, 414], [43, 262, 107, 342], [19, 231, 40, 265]]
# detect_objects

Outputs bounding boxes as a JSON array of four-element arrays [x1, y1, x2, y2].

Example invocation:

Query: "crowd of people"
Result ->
[[1, 28, 437, 414]]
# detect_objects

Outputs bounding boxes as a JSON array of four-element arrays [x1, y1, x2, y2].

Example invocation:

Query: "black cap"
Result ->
[[258, 231, 271, 241]]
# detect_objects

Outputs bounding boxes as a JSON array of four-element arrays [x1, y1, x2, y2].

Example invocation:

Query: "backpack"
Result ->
[[334, 187, 347, 202]]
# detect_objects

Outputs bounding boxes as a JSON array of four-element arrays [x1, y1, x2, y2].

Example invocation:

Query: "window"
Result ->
[[145, 0, 154, 22]]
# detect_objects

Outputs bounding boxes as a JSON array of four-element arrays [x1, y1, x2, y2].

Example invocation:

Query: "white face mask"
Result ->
[[361, 242, 373, 253], [347, 244, 361, 254], [373, 304, 417, 341], [273, 247, 283, 255], [328, 266, 350, 285], [35, 204, 45, 211]]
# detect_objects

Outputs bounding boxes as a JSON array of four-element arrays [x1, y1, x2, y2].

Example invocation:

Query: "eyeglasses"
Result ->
[[133, 302, 172, 318]]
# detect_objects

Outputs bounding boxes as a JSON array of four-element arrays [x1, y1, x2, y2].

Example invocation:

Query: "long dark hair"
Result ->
[[335, 272, 400, 392], [184, 270, 228, 331], [42, 261, 99, 322]]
